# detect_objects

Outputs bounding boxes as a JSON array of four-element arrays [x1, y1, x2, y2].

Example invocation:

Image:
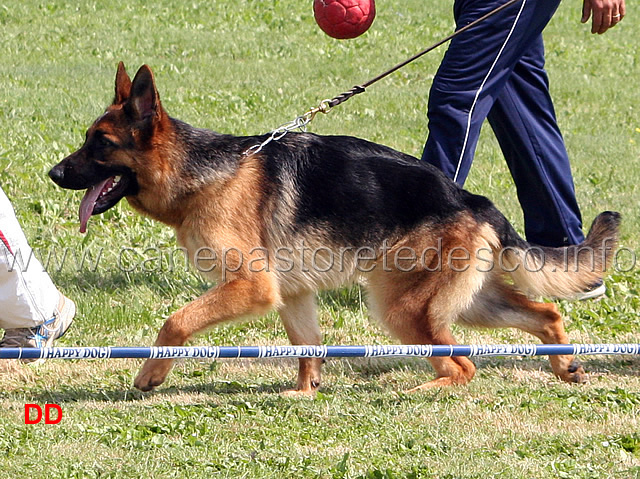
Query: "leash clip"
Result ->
[[243, 98, 334, 157]]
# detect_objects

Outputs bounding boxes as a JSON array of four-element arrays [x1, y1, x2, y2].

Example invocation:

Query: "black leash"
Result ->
[[325, 0, 521, 109], [245, 0, 520, 156]]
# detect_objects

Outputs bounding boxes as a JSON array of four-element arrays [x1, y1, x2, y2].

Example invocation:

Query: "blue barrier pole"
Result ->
[[0, 343, 639, 360]]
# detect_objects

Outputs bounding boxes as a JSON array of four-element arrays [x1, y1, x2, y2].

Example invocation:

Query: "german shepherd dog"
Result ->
[[49, 63, 620, 396]]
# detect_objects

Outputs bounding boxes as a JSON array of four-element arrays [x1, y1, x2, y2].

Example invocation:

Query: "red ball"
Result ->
[[313, 0, 376, 40]]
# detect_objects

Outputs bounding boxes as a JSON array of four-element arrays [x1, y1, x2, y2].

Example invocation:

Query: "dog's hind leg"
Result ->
[[278, 293, 323, 397], [403, 328, 477, 392], [134, 272, 279, 392], [367, 272, 477, 392], [457, 278, 586, 383]]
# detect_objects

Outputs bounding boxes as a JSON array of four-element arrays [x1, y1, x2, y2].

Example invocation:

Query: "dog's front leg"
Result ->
[[134, 273, 279, 392], [278, 293, 323, 397]]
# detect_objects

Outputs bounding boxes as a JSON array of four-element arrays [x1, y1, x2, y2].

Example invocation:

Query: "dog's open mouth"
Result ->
[[79, 174, 130, 233]]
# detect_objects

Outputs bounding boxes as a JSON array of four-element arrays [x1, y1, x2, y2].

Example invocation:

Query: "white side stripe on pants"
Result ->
[[453, 0, 528, 183]]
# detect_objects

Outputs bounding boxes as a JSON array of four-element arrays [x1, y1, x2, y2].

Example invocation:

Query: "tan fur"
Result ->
[[501, 222, 617, 299], [278, 293, 323, 396]]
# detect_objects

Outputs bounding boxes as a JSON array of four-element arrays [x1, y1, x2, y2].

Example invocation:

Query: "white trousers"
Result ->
[[0, 186, 59, 329]]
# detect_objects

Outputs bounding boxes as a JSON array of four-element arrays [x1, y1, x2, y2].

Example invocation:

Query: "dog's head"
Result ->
[[49, 62, 167, 233]]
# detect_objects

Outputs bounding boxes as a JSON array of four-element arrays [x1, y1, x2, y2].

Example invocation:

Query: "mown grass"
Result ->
[[1, 1, 639, 478]]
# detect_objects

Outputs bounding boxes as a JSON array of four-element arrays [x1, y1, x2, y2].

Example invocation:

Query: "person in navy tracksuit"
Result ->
[[421, 0, 625, 297]]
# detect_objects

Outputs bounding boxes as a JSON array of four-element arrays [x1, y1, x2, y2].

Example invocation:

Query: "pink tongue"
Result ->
[[79, 178, 111, 234]]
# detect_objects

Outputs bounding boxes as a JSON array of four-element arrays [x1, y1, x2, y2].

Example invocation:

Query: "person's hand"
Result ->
[[581, 0, 626, 34]]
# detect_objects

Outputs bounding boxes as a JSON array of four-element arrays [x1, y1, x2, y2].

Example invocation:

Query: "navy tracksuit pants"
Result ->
[[421, 0, 584, 247]]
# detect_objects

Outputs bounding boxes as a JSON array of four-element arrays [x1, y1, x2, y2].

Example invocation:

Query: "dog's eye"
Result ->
[[97, 135, 116, 148]]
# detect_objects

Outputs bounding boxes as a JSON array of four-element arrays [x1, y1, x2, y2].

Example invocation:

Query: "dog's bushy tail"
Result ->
[[496, 212, 621, 299]]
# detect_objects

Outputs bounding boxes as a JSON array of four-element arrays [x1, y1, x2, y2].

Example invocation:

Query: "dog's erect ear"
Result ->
[[127, 65, 161, 123], [114, 61, 132, 105]]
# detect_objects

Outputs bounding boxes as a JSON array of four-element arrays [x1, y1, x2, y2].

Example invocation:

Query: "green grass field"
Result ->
[[1, 1, 639, 477]]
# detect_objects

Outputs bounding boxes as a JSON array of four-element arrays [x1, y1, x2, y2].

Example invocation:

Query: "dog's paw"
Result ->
[[565, 360, 588, 384], [550, 357, 588, 385], [133, 359, 173, 392], [554, 360, 587, 384]]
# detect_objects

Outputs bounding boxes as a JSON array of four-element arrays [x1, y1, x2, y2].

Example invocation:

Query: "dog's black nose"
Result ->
[[48, 165, 64, 184]]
